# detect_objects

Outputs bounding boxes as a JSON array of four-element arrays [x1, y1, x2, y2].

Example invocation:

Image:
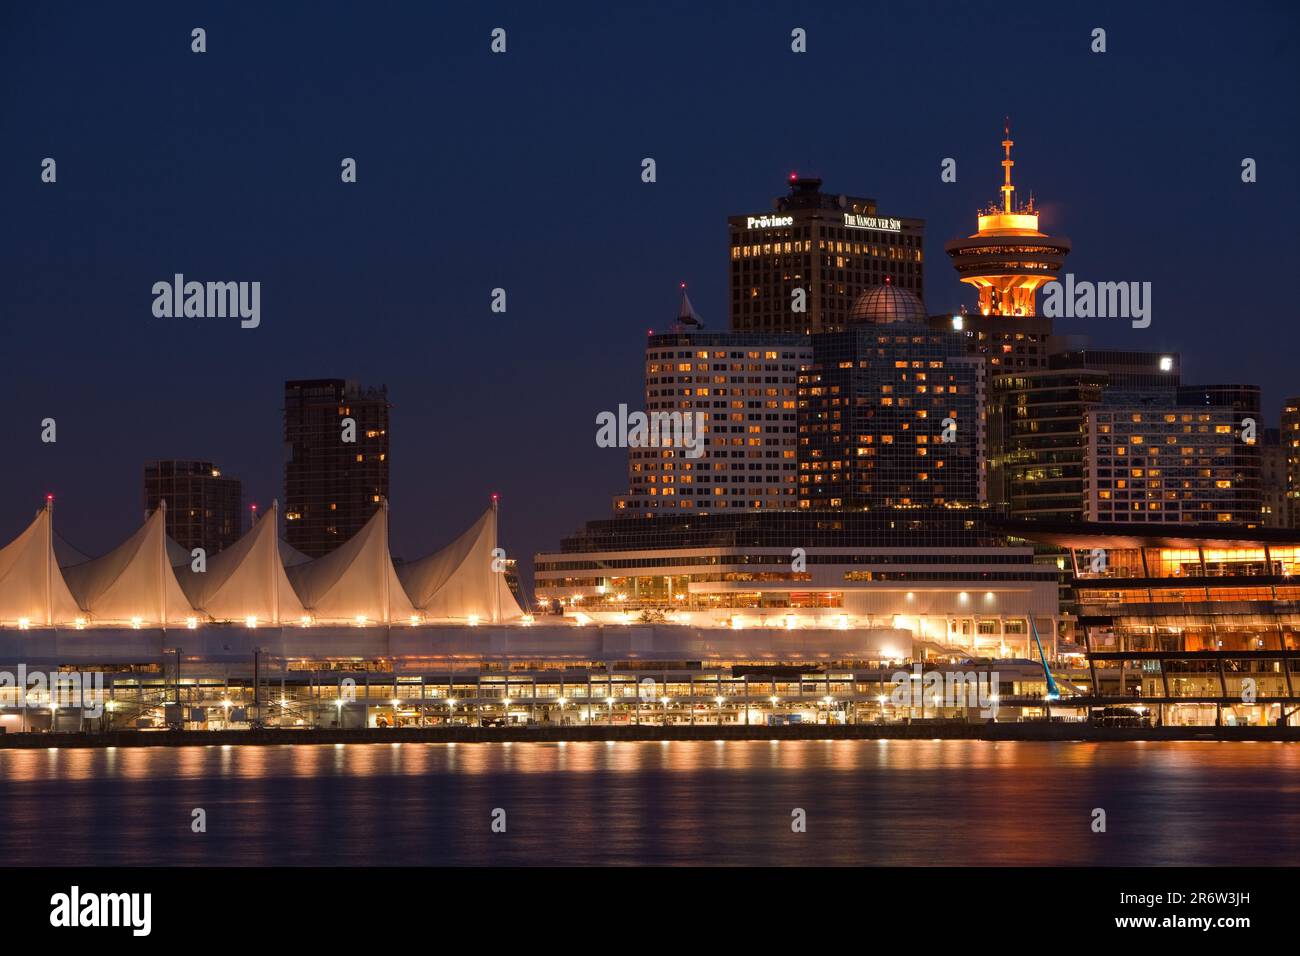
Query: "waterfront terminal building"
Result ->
[[534, 510, 1061, 658], [1009, 521, 1300, 726]]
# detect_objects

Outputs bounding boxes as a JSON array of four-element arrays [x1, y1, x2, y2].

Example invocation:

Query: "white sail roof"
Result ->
[[285, 503, 414, 623], [397, 503, 525, 622], [177, 501, 306, 624], [62, 505, 195, 626], [167, 535, 193, 567], [53, 530, 91, 568], [0, 505, 83, 625], [279, 539, 313, 567]]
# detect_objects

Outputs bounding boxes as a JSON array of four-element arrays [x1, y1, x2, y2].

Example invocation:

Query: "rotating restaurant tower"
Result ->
[[945, 124, 1071, 319]]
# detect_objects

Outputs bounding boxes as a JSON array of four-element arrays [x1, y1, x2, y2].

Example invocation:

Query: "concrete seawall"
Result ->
[[2, 722, 1297, 748]]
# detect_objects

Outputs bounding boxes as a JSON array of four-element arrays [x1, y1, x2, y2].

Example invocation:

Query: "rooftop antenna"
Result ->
[[1001, 117, 1016, 214]]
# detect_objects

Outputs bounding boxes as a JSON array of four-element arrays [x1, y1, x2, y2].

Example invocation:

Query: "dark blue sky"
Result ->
[[3, 0, 1298, 584]]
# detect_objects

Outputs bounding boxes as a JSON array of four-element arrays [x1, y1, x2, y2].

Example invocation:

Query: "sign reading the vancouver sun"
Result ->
[[843, 213, 901, 232]]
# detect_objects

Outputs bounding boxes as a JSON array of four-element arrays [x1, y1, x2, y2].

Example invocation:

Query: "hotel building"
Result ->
[[1083, 385, 1261, 526], [143, 459, 243, 554], [615, 290, 810, 514], [799, 285, 984, 509], [729, 175, 924, 334], [284, 379, 391, 557]]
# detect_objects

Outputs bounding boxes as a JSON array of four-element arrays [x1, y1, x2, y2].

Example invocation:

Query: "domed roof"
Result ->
[[849, 281, 927, 324]]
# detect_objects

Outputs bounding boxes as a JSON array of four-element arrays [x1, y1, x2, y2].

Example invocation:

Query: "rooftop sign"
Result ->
[[844, 213, 901, 232]]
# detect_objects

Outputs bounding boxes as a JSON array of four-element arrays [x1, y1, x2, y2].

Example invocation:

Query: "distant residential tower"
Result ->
[[283, 379, 390, 557]]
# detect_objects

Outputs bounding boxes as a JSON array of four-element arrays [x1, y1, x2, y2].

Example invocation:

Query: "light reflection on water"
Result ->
[[2, 741, 1296, 866]]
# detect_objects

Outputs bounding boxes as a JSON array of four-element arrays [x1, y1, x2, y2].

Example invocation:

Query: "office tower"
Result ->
[[1284, 397, 1300, 528], [936, 125, 1071, 375], [616, 288, 811, 514], [283, 379, 390, 557], [798, 283, 982, 509], [729, 175, 924, 334], [987, 367, 1108, 521], [143, 459, 243, 554]]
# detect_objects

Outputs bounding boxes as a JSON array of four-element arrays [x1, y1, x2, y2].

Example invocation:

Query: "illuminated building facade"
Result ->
[[1083, 385, 1261, 526], [987, 368, 1108, 521], [987, 350, 1262, 527], [616, 291, 810, 514], [729, 175, 924, 334], [1284, 397, 1300, 528], [989, 351, 1179, 520], [1015, 523, 1300, 727], [534, 510, 1061, 657], [284, 379, 390, 557], [798, 285, 983, 509], [143, 459, 243, 554], [1261, 428, 1286, 527]]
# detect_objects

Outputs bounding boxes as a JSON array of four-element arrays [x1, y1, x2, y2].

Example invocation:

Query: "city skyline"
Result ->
[[4, 1, 1298, 586]]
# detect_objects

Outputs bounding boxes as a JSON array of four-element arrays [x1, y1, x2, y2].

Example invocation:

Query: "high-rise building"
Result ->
[[729, 175, 924, 334], [989, 351, 1262, 527], [616, 289, 810, 514], [987, 366, 1108, 521], [1261, 428, 1287, 528], [1082, 385, 1261, 526], [1283, 397, 1300, 528], [143, 459, 243, 554], [936, 125, 1071, 376], [283, 379, 390, 557], [798, 284, 982, 509]]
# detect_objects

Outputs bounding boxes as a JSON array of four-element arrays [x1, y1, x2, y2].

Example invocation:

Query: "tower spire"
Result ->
[[675, 282, 703, 329], [1001, 117, 1015, 214]]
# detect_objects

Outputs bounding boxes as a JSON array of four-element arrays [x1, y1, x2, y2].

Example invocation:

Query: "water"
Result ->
[[1, 740, 1296, 866]]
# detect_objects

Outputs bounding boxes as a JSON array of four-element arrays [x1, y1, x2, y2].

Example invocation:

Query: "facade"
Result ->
[[986, 350, 1262, 527], [1015, 523, 1300, 727], [1261, 428, 1286, 527], [728, 175, 924, 334], [933, 312, 1056, 374], [799, 289, 983, 510], [143, 459, 243, 554], [988, 351, 1179, 521], [987, 367, 1107, 520], [1082, 387, 1261, 526], [284, 379, 390, 557], [615, 317, 810, 514], [534, 510, 1061, 658], [1283, 397, 1300, 528], [0, 621, 1055, 733]]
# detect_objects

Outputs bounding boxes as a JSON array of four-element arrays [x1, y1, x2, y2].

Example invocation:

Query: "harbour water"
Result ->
[[1, 740, 1296, 866]]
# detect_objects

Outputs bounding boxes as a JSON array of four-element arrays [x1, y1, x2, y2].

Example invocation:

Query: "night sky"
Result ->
[[2, 1, 1298, 588]]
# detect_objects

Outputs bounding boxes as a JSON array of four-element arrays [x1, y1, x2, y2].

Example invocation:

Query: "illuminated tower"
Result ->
[[945, 124, 1071, 317]]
